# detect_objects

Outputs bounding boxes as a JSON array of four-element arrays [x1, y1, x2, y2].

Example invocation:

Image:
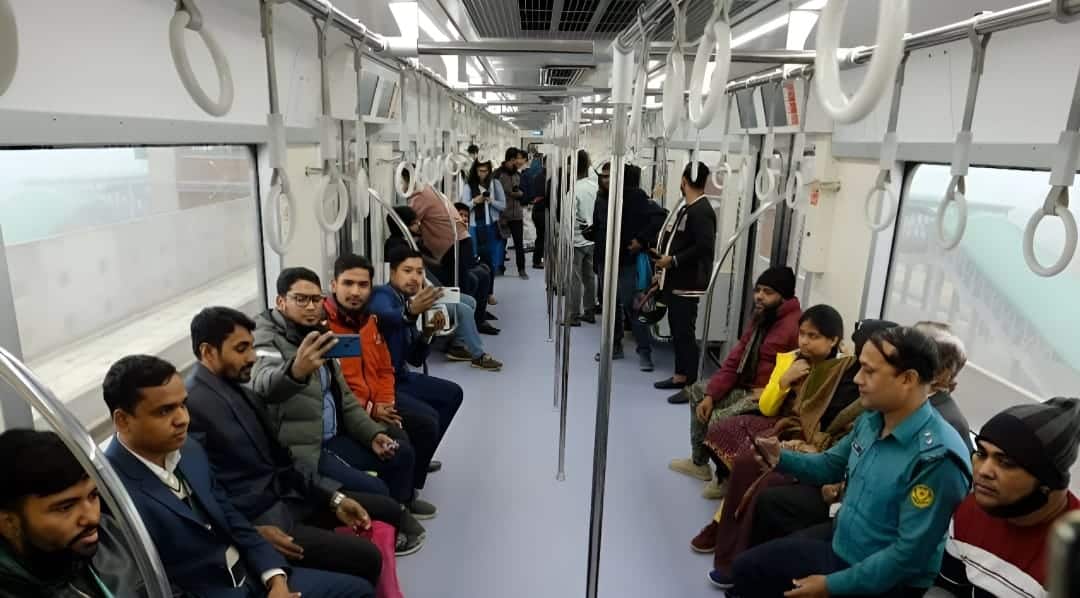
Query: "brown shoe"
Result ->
[[691, 520, 719, 553], [471, 354, 503, 371]]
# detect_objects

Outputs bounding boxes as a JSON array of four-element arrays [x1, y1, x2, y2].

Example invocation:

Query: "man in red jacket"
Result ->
[[669, 266, 801, 499]]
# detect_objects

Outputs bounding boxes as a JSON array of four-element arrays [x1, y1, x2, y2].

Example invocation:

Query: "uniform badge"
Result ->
[[910, 484, 934, 509]]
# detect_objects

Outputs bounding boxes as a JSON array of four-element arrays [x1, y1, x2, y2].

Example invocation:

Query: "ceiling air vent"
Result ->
[[541, 66, 590, 87], [519, 0, 554, 31], [594, 0, 642, 34], [559, 0, 601, 32]]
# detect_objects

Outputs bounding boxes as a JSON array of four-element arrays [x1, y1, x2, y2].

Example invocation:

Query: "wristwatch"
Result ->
[[330, 492, 346, 510]]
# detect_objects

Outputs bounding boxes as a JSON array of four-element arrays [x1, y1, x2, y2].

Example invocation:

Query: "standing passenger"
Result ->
[[568, 149, 598, 326], [496, 147, 529, 279], [461, 159, 506, 283]]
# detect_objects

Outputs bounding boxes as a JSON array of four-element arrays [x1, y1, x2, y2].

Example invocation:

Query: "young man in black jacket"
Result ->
[[653, 162, 717, 394], [592, 162, 667, 370]]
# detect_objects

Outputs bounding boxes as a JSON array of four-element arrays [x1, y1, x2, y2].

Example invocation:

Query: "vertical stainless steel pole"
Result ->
[[557, 98, 581, 480], [585, 44, 634, 598], [546, 140, 560, 343], [553, 106, 573, 409]]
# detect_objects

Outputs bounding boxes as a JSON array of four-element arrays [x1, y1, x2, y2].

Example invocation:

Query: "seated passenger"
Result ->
[[324, 255, 443, 487], [935, 398, 1080, 598], [668, 266, 801, 499], [0, 429, 151, 598], [694, 315, 890, 581], [185, 307, 426, 575], [749, 320, 974, 549], [102, 355, 372, 598], [727, 327, 972, 598], [250, 267, 436, 519]]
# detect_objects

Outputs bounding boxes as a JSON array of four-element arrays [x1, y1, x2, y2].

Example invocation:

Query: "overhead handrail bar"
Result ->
[[661, 0, 686, 139], [1024, 61, 1080, 276], [755, 81, 783, 202], [696, 196, 785, 381], [937, 18, 992, 250], [313, 3, 349, 233], [0, 347, 173, 598], [865, 53, 909, 231], [814, 0, 908, 124], [350, 37, 370, 221], [260, 0, 297, 256], [169, 0, 234, 117], [785, 75, 815, 209], [0, 0, 17, 95]]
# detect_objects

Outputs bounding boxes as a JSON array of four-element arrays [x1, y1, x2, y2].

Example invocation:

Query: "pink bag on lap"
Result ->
[[335, 521, 404, 598]]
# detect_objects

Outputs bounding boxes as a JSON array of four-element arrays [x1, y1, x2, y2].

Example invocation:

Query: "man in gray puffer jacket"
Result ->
[[251, 267, 436, 518]]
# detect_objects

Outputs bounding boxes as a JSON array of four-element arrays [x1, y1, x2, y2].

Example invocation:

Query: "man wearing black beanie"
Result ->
[[935, 397, 1080, 597]]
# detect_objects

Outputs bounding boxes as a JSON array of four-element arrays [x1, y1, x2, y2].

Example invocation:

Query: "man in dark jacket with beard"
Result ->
[[592, 161, 667, 371]]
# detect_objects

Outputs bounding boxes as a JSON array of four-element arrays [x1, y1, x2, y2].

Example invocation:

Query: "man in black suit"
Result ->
[[185, 307, 428, 584], [102, 354, 370, 597]]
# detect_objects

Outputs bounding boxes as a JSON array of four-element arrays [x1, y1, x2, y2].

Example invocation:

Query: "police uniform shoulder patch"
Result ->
[[910, 484, 934, 508]]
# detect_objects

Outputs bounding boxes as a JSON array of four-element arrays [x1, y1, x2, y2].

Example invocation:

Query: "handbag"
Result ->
[[335, 521, 404, 598]]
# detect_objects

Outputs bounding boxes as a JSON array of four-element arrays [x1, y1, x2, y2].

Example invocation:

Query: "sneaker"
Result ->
[[702, 478, 729, 500], [669, 458, 713, 481], [639, 352, 655, 372], [519, 271, 530, 280], [594, 347, 625, 362], [478, 322, 501, 335], [691, 521, 719, 553], [395, 531, 426, 557], [398, 509, 426, 538], [667, 389, 691, 405], [707, 569, 735, 590], [409, 498, 438, 520], [471, 354, 503, 371], [447, 346, 472, 362], [427, 460, 442, 473]]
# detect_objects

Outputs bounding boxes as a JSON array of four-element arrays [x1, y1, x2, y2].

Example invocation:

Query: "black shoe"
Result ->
[[579, 314, 597, 324], [533, 263, 544, 270], [519, 271, 530, 280], [654, 378, 689, 390], [595, 348, 625, 361], [484, 312, 498, 321], [478, 322, 501, 335], [566, 317, 582, 327], [667, 389, 690, 405], [427, 460, 442, 473]]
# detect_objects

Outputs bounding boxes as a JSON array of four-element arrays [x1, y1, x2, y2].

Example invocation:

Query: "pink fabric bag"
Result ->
[[335, 521, 404, 598]]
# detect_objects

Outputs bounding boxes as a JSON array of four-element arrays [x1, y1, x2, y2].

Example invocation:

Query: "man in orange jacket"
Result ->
[[324, 254, 442, 498]]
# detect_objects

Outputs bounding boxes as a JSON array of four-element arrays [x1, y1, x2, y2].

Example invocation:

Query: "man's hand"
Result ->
[[627, 238, 644, 254], [335, 497, 372, 531], [751, 435, 781, 469], [266, 574, 301, 598], [256, 526, 304, 561], [372, 403, 403, 427], [371, 433, 398, 460], [408, 286, 443, 317], [784, 575, 829, 598], [695, 395, 715, 424], [780, 359, 812, 389], [821, 482, 844, 504], [290, 331, 336, 380], [654, 255, 674, 270], [423, 310, 447, 336]]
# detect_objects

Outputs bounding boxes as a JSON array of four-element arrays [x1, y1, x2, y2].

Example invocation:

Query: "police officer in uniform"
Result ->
[[726, 326, 972, 598]]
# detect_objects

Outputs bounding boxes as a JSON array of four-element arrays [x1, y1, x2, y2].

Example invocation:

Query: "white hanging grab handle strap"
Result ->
[[169, 0, 234, 117], [814, 0, 909, 124], [937, 23, 991, 250], [755, 81, 782, 201], [661, 0, 686, 140], [1024, 62, 1080, 276], [785, 76, 815, 209], [349, 39, 370, 220], [312, 6, 348, 233], [865, 53, 909, 231], [688, 0, 731, 131], [628, 9, 650, 161], [396, 70, 418, 197], [0, 0, 17, 96], [259, 1, 294, 256]]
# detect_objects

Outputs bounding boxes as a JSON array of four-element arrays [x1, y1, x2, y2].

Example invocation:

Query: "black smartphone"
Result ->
[[324, 334, 362, 359]]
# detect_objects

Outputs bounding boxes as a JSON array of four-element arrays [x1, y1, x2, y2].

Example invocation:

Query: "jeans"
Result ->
[[397, 372, 464, 443], [613, 263, 651, 355], [569, 245, 596, 319], [319, 429, 415, 503], [665, 293, 700, 381], [448, 294, 485, 358]]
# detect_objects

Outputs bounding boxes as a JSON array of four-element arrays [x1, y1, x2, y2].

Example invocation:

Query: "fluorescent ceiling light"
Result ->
[[731, 0, 824, 48], [388, 2, 418, 40]]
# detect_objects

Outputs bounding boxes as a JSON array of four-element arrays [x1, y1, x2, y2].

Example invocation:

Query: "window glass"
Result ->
[[0, 146, 260, 426], [884, 163, 1080, 400]]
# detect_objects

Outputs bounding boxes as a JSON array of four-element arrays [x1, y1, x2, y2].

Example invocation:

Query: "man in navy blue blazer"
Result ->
[[102, 354, 372, 598]]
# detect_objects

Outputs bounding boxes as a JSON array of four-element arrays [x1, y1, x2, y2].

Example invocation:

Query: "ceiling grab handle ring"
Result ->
[[0, 0, 17, 95], [814, 0, 908, 124], [755, 81, 781, 201], [169, 0, 234, 117], [259, 0, 295, 256], [312, 3, 348, 233], [937, 20, 991, 250], [709, 91, 736, 191], [688, 0, 731, 131], [785, 75, 815, 210], [1024, 61, 1080, 276], [349, 36, 370, 221], [661, 0, 686, 139], [396, 70, 418, 197], [865, 53, 909, 231]]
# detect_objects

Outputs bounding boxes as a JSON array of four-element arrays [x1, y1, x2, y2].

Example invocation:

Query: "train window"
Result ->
[[884, 163, 1080, 402], [0, 145, 260, 429]]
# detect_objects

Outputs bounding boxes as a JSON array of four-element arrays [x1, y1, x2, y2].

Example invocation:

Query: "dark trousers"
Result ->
[[464, 265, 491, 324], [395, 393, 440, 489], [287, 495, 393, 585], [613, 263, 652, 355], [532, 206, 546, 265], [733, 535, 924, 598], [507, 219, 526, 272], [243, 566, 372, 597], [397, 372, 463, 442], [319, 428, 415, 503], [665, 293, 700, 381], [750, 482, 832, 548]]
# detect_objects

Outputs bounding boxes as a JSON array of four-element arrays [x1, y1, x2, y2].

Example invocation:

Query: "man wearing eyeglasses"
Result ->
[[250, 267, 436, 520]]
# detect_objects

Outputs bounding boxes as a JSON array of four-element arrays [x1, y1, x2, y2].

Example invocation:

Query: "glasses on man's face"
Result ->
[[288, 293, 324, 307]]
